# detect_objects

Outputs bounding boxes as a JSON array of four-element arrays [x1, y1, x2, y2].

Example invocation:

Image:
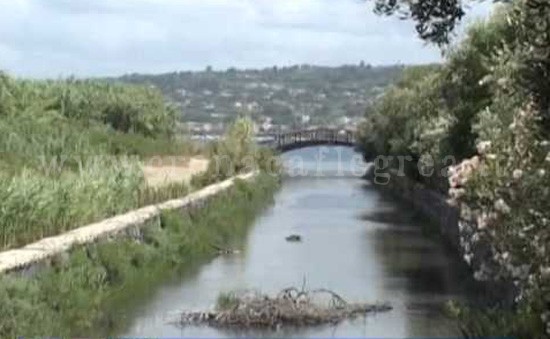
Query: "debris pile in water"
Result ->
[[177, 287, 391, 329]]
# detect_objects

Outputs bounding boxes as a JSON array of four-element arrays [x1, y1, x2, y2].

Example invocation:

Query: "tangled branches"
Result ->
[[177, 288, 391, 329]]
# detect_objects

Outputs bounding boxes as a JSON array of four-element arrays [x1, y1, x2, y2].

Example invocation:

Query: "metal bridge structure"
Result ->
[[259, 127, 357, 152]]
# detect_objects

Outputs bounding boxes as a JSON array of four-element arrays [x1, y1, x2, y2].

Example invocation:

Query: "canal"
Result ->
[[121, 146, 476, 337]]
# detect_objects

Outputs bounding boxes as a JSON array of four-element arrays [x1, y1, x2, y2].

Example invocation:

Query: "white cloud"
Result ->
[[0, 0, 491, 78]]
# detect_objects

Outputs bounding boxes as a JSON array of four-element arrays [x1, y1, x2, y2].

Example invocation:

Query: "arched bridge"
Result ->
[[260, 128, 357, 152]]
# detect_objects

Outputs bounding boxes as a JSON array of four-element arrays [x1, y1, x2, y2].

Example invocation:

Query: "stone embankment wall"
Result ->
[[372, 169, 461, 251], [370, 169, 516, 304], [0, 172, 258, 274]]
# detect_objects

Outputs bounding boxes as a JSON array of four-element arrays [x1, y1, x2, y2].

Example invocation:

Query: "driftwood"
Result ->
[[210, 243, 241, 255], [176, 288, 392, 329]]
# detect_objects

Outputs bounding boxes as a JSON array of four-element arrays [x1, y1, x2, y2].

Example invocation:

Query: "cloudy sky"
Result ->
[[0, 0, 491, 78]]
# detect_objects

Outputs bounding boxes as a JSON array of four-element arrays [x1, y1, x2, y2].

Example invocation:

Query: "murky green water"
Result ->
[[121, 147, 475, 337]]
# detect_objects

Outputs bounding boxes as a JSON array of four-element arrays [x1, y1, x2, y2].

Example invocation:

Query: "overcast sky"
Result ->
[[0, 0, 491, 78]]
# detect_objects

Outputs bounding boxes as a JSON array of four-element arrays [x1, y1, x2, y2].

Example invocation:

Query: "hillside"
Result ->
[[113, 64, 404, 133]]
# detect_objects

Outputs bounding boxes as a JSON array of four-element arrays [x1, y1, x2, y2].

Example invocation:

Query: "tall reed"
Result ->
[[0, 72, 201, 248]]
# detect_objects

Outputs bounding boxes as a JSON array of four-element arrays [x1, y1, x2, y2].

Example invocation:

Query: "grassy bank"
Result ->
[[0, 173, 279, 337]]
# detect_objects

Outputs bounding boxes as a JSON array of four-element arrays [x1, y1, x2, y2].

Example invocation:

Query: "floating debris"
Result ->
[[210, 244, 241, 255], [176, 288, 392, 329], [285, 234, 302, 242]]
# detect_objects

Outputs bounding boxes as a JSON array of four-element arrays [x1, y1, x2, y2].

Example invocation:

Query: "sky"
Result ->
[[0, 0, 492, 78]]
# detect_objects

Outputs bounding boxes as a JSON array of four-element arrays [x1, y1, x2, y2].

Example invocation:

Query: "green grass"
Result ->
[[0, 173, 279, 337]]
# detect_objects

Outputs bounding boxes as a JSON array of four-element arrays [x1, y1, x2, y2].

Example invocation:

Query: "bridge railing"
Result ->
[[271, 128, 356, 150]]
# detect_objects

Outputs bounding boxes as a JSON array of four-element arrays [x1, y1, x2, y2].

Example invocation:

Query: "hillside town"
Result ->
[[116, 63, 403, 135]]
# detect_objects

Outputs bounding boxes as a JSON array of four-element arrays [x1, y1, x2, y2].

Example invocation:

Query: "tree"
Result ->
[[374, 0, 550, 127], [373, 0, 469, 46]]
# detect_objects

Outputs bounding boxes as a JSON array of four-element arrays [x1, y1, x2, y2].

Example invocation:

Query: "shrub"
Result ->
[[192, 118, 280, 187]]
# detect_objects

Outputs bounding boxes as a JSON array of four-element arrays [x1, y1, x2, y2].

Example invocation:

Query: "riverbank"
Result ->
[[366, 170, 518, 310], [0, 172, 255, 274], [0, 173, 279, 337]]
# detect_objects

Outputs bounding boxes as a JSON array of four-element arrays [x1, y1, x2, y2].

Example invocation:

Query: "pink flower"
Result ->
[[477, 141, 492, 155], [513, 169, 523, 180], [494, 198, 511, 214]]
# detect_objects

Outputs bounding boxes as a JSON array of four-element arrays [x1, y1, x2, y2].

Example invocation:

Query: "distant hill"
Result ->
[[112, 64, 404, 131]]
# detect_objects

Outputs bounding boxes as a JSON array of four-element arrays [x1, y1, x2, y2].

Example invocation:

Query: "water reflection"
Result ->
[[121, 146, 475, 338]]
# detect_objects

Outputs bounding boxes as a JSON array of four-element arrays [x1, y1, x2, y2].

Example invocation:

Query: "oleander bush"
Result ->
[[359, 2, 550, 337]]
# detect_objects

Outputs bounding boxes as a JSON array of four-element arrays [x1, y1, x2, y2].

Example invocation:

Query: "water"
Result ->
[[122, 147, 475, 338]]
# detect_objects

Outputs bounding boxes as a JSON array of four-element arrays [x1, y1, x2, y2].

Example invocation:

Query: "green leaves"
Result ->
[[193, 118, 280, 187], [374, 0, 466, 46]]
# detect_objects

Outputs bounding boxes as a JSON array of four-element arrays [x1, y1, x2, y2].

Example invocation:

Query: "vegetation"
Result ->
[[0, 72, 206, 249], [0, 174, 279, 337], [192, 117, 281, 187], [361, 2, 550, 337], [374, 0, 467, 46], [0, 73, 192, 169], [0, 74, 176, 136]]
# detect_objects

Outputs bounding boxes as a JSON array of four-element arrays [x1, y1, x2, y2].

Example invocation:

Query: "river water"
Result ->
[[122, 147, 475, 338]]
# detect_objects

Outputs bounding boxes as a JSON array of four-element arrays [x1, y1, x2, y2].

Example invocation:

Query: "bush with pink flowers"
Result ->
[[359, 2, 550, 336]]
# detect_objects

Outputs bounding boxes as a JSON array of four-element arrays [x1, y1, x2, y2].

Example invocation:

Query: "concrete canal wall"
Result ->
[[0, 172, 258, 274]]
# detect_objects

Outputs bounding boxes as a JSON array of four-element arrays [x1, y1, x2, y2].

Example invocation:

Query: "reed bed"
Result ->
[[0, 163, 142, 248], [0, 72, 205, 249]]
